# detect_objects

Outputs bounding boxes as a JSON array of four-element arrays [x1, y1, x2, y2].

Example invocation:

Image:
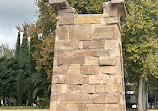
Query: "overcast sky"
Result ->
[[0, 0, 38, 48]]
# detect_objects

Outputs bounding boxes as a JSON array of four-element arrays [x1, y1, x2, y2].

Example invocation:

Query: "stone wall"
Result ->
[[49, 0, 126, 111]]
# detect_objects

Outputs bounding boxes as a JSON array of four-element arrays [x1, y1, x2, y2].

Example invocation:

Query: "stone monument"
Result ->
[[49, 0, 126, 111]]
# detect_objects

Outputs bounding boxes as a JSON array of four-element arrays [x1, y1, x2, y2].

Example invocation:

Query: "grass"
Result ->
[[0, 106, 40, 109]]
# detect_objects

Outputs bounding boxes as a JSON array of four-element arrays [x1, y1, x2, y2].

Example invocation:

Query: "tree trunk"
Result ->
[[138, 73, 144, 111], [142, 80, 147, 111], [154, 94, 158, 108]]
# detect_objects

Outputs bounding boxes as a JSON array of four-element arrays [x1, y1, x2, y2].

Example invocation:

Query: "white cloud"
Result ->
[[0, 0, 38, 48]]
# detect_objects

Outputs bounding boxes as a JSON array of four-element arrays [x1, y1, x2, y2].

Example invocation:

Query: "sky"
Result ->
[[0, 0, 38, 49]]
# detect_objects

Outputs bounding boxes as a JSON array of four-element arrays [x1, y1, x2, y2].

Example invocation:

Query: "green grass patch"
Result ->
[[0, 106, 40, 109]]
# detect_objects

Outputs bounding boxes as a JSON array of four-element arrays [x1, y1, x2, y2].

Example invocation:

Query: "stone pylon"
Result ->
[[49, 0, 126, 111]]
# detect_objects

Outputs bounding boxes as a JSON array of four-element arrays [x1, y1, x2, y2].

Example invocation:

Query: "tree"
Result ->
[[15, 25, 21, 60], [0, 57, 19, 105], [17, 22, 29, 105], [122, 0, 158, 110]]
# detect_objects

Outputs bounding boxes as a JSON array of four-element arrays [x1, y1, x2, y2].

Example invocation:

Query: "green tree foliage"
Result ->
[[17, 22, 29, 106], [0, 57, 19, 104], [15, 26, 21, 60], [122, 0, 158, 110]]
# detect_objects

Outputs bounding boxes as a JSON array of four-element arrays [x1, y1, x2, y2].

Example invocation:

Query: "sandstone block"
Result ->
[[74, 49, 91, 57], [58, 49, 75, 57], [53, 65, 68, 75], [90, 49, 109, 57], [89, 74, 109, 84], [68, 85, 81, 93], [52, 84, 68, 93], [58, 15, 74, 25], [57, 102, 68, 111], [91, 94, 107, 103], [68, 65, 81, 74], [75, 15, 101, 24], [81, 84, 95, 94], [95, 85, 106, 93], [100, 66, 120, 75], [63, 56, 85, 64], [92, 25, 118, 40], [106, 93, 119, 103], [52, 75, 65, 84], [56, 25, 69, 40], [106, 104, 119, 111], [106, 83, 118, 93], [99, 57, 119, 66], [65, 74, 89, 84], [70, 24, 91, 40], [83, 41, 105, 49], [85, 57, 99, 65], [67, 104, 87, 111], [61, 93, 91, 103], [104, 40, 119, 48], [50, 93, 59, 102], [109, 48, 120, 57], [87, 104, 105, 111], [55, 40, 80, 50], [108, 74, 121, 84], [81, 65, 99, 75], [54, 57, 63, 66]]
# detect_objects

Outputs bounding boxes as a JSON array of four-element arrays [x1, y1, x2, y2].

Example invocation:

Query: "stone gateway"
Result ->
[[49, 0, 126, 111]]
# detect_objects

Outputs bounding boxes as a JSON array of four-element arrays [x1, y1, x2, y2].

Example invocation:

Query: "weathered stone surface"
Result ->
[[87, 104, 105, 111], [81, 84, 95, 94], [106, 93, 119, 103], [83, 41, 105, 49], [100, 66, 120, 75], [85, 57, 99, 65], [68, 85, 81, 93], [55, 40, 80, 50], [50, 93, 59, 102], [63, 56, 85, 64], [61, 93, 91, 103], [104, 40, 119, 48], [52, 75, 65, 84], [106, 83, 118, 93], [81, 65, 99, 75], [56, 25, 69, 40], [92, 25, 118, 40], [53, 65, 68, 75], [67, 104, 87, 111], [52, 84, 68, 93], [106, 104, 119, 111], [90, 49, 109, 57], [53, 57, 63, 66], [65, 74, 89, 84], [89, 74, 109, 84], [70, 24, 91, 40], [109, 48, 120, 57], [74, 49, 91, 57], [95, 85, 106, 93], [91, 94, 107, 103], [58, 15, 74, 25], [75, 15, 101, 24], [99, 57, 119, 66], [68, 65, 81, 74]]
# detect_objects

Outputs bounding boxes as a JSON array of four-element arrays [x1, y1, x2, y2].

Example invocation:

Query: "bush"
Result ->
[[37, 98, 50, 109]]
